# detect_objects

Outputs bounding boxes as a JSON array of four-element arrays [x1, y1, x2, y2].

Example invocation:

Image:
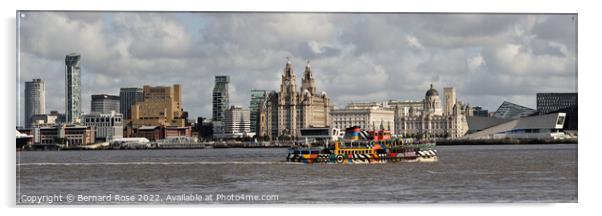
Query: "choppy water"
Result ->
[[16, 144, 577, 204]]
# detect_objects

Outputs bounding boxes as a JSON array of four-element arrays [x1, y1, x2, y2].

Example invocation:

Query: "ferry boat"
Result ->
[[286, 126, 437, 164]]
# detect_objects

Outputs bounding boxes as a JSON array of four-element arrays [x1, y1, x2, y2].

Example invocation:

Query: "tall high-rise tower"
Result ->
[[65, 53, 81, 123], [443, 87, 456, 116], [24, 78, 45, 128], [213, 76, 230, 121], [119, 87, 144, 120], [249, 90, 268, 133]]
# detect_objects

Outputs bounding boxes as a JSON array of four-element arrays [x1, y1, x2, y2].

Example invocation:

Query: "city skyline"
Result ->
[[17, 12, 577, 125]]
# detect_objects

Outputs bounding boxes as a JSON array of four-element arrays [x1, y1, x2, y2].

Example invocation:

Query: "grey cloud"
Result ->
[[112, 13, 194, 59], [532, 15, 577, 47]]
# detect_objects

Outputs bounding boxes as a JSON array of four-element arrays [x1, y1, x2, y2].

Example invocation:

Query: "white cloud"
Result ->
[[467, 55, 486, 72], [17, 12, 577, 125], [405, 35, 423, 50], [113, 13, 194, 59], [21, 12, 117, 62]]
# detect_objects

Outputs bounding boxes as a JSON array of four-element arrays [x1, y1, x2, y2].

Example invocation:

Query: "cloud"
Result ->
[[17, 12, 577, 126], [21, 12, 117, 62], [112, 13, 194, 59]]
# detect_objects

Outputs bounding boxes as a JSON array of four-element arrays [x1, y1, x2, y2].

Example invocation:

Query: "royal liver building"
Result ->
[[263, 59, 330, 139]]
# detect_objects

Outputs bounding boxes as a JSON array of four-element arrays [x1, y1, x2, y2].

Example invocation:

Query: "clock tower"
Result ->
[[278, 58, 298, 137]]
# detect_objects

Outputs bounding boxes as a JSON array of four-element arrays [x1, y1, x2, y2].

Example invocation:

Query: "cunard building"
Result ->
[[262, 59, 330, 139]]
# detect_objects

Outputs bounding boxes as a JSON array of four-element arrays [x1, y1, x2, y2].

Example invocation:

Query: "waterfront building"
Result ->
[[391, 84, 469, 138], [65, 53, 82, 124], [36, 126, 60, 144], [135, 126, 163, 141], [164, 126, 192, 138], [130, 84, 186, 128], [91, 94, 120, 114], [249, 90, 269, 134], [220, 105, 253, 138], [134, 125, 192, 141], [24, 78, 45, 128], [119, 87, 144, 120], [463, 113, 569, 140], [264, 59, 330, 139], [63, 125, 96, 146], [213, 76, 230, 121], [331, 103, 395, 134], [82, 111, 124, 141], [35, 125, 95, 146], [465, 116, 511, 134], [443, 87, 456, 116], [536, 93, 577, 130], [493, 101, 536, 119]]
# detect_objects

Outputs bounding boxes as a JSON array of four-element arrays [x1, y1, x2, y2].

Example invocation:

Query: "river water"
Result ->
[[16, 144, 577, 204]]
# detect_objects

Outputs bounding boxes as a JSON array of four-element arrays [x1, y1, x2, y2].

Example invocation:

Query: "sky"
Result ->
[[17, 12, 577, 126]]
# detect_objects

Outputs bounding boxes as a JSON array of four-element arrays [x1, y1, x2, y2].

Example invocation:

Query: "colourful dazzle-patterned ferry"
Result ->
[[286, 126, 437, 164]]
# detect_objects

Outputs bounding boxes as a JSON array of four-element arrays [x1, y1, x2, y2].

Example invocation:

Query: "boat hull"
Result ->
[[286, 150, 438, 164]]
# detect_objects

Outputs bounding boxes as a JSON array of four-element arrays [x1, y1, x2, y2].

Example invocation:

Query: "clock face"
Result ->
[[284, 80, 290, 85]]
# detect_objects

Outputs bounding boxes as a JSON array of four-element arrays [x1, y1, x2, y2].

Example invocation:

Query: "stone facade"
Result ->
[[331, 103, 395, 134], [131, 84, 186, 128], [395, 84, 469, 139], [443, 87, 456, 116], [263, 60, 330, 139], [35, 125, 95, 146]]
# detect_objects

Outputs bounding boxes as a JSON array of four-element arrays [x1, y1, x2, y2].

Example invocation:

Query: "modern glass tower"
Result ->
[[119, 87, 144, 120], [91, 94, 120, 114], [212, 76, 230, 121], [24, 78, 45, 128], [249, 89, 268, 133], [65, 53, 81, 124]]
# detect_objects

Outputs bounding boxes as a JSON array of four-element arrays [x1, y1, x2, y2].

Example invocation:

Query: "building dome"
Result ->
[[425, 84, 439, 97]]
